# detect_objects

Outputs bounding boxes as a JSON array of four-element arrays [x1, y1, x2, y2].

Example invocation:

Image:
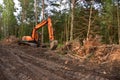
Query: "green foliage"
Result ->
[[73, 6, 101, 43], [51, 12, 69, 43], [2, 0, 17, 38], [0, 5, 3, 13], [100, 0, 118, 44], [0, 5, 3, 39], [0, 0, 119, 45], [17, 0, 41, 37]]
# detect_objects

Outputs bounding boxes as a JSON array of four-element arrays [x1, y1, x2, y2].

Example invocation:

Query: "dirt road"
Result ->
[[0, 43, 118, 80]]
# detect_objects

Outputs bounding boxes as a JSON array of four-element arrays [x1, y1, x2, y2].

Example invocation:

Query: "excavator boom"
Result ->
[[31, 17, 54, 41]]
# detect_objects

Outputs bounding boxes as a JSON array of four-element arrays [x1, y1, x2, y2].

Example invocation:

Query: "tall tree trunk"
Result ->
[[41, 0, 44, 43], [87, 4, 92, 40], [64, 14, 69, 42], [70, 0, 75, 41], [19, 0, 26, 38], [34, 0, 38, 25], [117, 1, 120, 44], [67, 14, 71, 41]]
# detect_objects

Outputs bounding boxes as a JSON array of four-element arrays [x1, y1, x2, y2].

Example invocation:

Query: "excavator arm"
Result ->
[[31, 17, 54, 41]]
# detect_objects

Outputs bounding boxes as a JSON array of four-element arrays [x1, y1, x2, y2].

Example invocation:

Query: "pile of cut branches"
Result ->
[[61, 35, 120, 64], [0, 35, 19, 45]]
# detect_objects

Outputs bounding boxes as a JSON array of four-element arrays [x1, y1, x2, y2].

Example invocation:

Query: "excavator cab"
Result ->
[[18, 17, 58, 50]]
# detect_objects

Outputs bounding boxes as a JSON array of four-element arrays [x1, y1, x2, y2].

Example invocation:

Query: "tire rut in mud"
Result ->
[[0, 45, 109, 80], [12, 47, 109, 80], [18, 48, 110, 79]]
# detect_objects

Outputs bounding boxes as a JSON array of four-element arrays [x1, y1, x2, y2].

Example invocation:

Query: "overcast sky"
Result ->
[[0, 0, 21, 16], [0, 0, 20, 9], [0, 0, 103, 17], [0, 0, 3, 4]]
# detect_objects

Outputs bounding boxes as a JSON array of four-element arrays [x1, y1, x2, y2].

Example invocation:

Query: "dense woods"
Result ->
[[0, 0, 120, 44], [0, 1, 120, 80]]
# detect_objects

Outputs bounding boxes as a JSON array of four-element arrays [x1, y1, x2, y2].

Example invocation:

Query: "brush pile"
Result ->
[[0, 35, 19, 45], [61, 35, 120, 79]]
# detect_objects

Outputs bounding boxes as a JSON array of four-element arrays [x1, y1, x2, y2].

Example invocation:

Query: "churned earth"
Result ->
[[0, 42, 119, 80]]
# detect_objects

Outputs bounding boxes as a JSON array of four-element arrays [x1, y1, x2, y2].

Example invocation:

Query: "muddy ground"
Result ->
[[0, 43, 120, 80]]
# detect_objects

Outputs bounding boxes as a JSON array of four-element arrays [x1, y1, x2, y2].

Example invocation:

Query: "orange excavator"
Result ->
[[18, 17, 58, 50]]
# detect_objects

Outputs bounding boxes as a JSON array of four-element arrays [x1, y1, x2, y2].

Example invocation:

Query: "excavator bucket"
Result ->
[[50, 40, 58, 50]]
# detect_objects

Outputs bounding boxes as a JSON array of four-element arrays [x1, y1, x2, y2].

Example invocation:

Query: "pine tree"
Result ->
[[2, 0, 17, 37]]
